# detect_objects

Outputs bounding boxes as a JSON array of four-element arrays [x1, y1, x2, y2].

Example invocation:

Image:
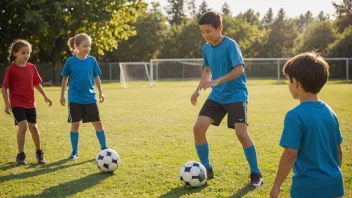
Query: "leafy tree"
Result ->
[[187, 0, 197, 17], [238, 9, 260, 25], [262, 8, 274, 27], [333, 0, 352, 33], [221, 2, 232, 16], [295, 21, 337, 54], [198, 0, 210, 18], [0, 0, 147, 84], [296, 11, 314, 31], [165, 0, 186, 26], [115, 2, 168, 62], [317, 11, 330, 21]]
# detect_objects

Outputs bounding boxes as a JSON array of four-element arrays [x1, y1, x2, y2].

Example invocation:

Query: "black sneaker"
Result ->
[[249, 172, 263, 187], [36, 149, 46, 164], [16, 152, 27, 165], [206, 167, 214, 180]]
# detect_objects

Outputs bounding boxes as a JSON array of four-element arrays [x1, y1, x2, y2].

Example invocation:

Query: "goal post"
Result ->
[[119, 62, 153, 88]]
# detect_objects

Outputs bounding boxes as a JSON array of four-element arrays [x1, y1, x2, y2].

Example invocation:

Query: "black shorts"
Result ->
[[199, 99, 248, 129], [68, 103, 101, 123], [12, 107, 37, 125]]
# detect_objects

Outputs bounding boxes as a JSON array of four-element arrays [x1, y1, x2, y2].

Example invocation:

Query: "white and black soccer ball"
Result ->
[[179, 161, 207, 187], [96, 148, 120, 172]]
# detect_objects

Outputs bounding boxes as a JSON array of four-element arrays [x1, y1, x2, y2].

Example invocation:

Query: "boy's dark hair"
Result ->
[[283, 52, 330, 94], [8, 39, 32, 63], [198, 11, 222, 29]]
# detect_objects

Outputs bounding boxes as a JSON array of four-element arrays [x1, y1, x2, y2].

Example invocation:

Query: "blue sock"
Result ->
[[96, 130, 107, 150], [244, 145, 261, 174], [70, 132, 79, 153], [195, 142, 211, 169]]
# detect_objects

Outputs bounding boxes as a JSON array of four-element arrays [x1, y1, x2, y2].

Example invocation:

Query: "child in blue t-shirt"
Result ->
[[191, 11, 263, 187], [270, 52, 344, 198], [60, 33, 108, 160]]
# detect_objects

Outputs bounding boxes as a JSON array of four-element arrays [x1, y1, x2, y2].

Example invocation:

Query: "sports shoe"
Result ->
[[249, 172, 263, 187], [36, 149, 46, 164], [69, 151, 79, 160], [206, 167, 214, 180], [16, 152, 27, 165]]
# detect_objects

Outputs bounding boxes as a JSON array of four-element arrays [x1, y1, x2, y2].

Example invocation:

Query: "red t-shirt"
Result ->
[[2, 62, 42, 108]]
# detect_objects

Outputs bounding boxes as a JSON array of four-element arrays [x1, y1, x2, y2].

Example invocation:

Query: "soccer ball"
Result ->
[[179, 161, 207, 187], [96, 148, 120, 172]]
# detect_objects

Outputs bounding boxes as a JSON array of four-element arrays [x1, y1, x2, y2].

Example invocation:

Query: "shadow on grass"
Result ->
[[228, 185, 256, 198], [0, 162, 17, 171], [17, 172, 113, 198], [159, 184, 208, 198], [0, 159, 94, 183]]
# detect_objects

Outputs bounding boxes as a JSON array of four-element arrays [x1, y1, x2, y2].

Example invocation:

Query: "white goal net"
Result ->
[[119, 62, 153, 88]]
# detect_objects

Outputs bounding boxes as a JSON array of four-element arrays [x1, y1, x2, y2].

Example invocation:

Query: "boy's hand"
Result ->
[[99, 93, 105, 103], [270, 186, 280, 198], [60, 96, 66, 106], [4, 104, 11, 115], [44, 96, 52, 107], [199, 79, 219, 90], [190, 89, 200, 106]]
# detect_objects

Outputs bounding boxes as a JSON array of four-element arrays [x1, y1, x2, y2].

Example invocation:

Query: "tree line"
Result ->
[[0, 0, 351, 84]]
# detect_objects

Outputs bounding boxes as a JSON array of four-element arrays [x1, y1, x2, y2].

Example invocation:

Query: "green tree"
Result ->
[[238, 9, 260, 25], [333, 0, 352, 33], [187, 0, 197, 17], [165, 0, 186, 26], [0, 0, 147, 84], [115, 2, 168, 62], [295, 21, 337, 54], [317, 11, 330, 21], [259, 8, 300, 57], [198, 0, 210, 18], [262, 8, 274, 27], [221, 2, 232, 16], [327, 26, 352, 57], [296, 11, 314, 31]]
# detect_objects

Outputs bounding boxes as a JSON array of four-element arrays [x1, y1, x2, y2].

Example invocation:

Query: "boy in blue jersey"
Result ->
[[270, 52, 344, 198], [191, 11, 263, 187], [60, 33, 108, 160]]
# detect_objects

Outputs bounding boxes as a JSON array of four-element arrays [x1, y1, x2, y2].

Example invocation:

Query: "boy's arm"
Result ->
[[338, 144, 342, 167], [270, 147, 297, 198], [196, 66, 212, 92], [2, 87, 11, 114], [94, 76, 104, 103], [199, 64, 244, 89], [35, 84, 52, 106], [190, 67, 211, 106], [60, 76, 69, 106]]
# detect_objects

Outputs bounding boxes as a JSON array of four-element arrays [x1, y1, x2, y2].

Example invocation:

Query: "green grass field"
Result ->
[[0, 80, 351, 198]]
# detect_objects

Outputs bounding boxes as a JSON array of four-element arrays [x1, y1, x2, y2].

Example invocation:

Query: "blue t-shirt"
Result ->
[[280, 101, 344, 198], [61, 55, 102, 104], [202, 36, 247, 104]]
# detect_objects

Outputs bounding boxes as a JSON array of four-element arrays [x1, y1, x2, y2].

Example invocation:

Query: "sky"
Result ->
[[144, 0, 343, 19]]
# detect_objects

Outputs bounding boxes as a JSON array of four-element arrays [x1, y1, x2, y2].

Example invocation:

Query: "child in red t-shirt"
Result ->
[[2, 39, 52, 165]]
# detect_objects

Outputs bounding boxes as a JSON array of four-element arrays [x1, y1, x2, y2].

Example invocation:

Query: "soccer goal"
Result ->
[[119, 62, 153, 88], [150, 58, 204, 83]]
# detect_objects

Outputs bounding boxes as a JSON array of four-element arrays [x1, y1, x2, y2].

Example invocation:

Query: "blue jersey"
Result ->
[[61, 55, 102, 104], [280, 101, 344, 198], [202, 36, 247, 104]]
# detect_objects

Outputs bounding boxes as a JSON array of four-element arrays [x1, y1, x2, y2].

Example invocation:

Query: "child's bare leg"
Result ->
[[17, 121, 28, 153], [28, 123, 40, 150], [234, 123, 253, 148]]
